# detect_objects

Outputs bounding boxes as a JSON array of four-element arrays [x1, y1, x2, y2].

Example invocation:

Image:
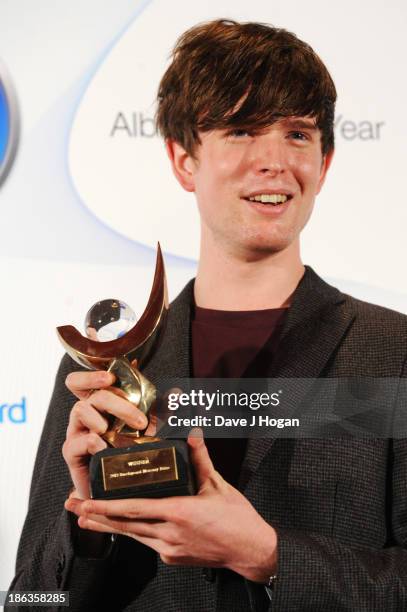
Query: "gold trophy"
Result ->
[[57, 244, 195, 499]]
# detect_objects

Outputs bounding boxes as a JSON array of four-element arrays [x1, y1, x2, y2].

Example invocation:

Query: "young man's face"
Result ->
[[168, 117, 333, 259]]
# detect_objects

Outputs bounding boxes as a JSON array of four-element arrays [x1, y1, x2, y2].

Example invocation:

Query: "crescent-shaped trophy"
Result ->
[[56, 243, 169, 448]]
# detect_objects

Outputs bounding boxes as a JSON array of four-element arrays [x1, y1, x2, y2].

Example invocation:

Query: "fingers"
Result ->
[[73, 514, 164, 553], [66, 371, 176, 434], [144, 412, 158, 437], [67, 505, 163, 539], [65, 370, 115, 400], [64, 371, 148, 497], [63, 432, 108, 466], [90, 390, 148, 429], [187, 428, 215, 488], [67, 496, 179, 522], [67, 390, 148, 437], [124, 386, 183, 437], [77, 515, 124, 535], [65, 497, 178, 550], [79, 517, 164, 541], [67, 400, 109, 437], [63, 433, 108, 498]]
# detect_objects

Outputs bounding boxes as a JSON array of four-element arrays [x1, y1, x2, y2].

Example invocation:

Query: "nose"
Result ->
[[250, 134, 286, 176]]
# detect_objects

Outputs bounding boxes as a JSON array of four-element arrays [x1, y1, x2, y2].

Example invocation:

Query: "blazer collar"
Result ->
[[143, 278, 194, 383], [146, 266, 353, 378], [268, 265, 352, 378]]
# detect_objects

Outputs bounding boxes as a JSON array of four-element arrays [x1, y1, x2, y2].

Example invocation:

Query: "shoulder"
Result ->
[[339, 293, 407, 374], [344, 293, 407, 332]]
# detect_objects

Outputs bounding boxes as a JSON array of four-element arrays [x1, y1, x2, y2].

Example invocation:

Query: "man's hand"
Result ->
[[65, 430, 278, 583], [62, 369, 149, 500]]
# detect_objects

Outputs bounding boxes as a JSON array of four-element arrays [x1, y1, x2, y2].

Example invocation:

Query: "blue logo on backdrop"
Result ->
[[0, 397, 27, 424], [0, 59, 19, 186]]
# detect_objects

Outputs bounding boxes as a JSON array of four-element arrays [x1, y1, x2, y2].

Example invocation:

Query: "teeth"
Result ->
[[248, 194, 288, 204]]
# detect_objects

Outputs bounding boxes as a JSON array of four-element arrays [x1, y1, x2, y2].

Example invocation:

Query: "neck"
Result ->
[[194, 237, 304, 311]]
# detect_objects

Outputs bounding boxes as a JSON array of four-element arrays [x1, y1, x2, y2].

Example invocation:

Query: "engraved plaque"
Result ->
[[101, 447, 178, 492]]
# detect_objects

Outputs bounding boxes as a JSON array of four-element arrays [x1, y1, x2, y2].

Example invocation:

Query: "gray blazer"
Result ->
[[8, 267, 407, 611]]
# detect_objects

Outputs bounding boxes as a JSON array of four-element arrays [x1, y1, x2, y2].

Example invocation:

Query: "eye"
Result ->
[[289, 131, 309, 141], [227, 128, 253, 138]]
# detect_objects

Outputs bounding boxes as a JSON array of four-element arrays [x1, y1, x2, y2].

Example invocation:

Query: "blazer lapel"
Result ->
[[240, 267, 356, 491]]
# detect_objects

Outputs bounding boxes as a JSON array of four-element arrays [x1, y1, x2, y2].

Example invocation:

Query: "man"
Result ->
[[8, 19, 407, 611]]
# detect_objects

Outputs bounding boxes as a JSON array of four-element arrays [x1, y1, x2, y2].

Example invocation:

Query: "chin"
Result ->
[[242, 230, 296, 256]]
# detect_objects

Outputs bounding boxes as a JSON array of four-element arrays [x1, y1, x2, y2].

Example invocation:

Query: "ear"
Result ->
[[316, 148, 334, 194], [165, 139, 197, 192]]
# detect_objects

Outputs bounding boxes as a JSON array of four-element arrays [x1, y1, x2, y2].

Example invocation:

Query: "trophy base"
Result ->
[[89, 439, 195, 500]]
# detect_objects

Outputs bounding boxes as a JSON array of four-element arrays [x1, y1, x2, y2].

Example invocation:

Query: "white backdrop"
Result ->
[[0, 0, 406, 594]]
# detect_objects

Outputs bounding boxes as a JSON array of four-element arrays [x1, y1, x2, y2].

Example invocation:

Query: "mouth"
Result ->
[[242, 193, 294, 207]]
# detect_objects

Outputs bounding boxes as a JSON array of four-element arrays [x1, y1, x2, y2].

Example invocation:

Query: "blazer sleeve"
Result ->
[[7, 354, 157, 612], [265, 362, 407, 612]]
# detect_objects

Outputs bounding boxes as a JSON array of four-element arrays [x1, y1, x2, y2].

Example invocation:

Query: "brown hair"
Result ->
[[156, 19, 336, 157]]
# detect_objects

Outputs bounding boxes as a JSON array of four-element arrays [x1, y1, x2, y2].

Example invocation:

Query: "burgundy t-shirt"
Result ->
[[191, 305, 287, 487]]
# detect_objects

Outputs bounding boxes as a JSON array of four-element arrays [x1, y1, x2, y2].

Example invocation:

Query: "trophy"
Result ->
[[57, 244, 195, 500]]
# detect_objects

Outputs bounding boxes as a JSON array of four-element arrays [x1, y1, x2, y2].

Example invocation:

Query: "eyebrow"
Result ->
[[281, 118, 318, 131]]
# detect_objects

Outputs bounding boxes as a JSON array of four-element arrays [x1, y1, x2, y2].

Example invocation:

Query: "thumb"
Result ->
[[187, 428, 214, 488]]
